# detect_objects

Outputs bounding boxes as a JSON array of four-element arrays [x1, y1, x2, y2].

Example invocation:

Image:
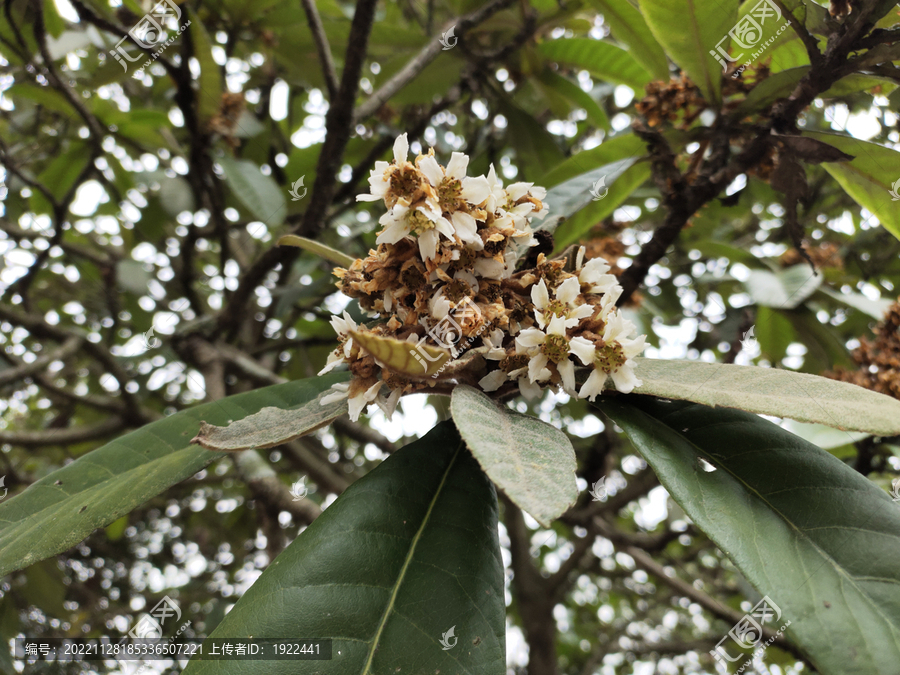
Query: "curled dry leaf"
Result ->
[[349, 330, 451, 379], [191, 394, 348, 452]]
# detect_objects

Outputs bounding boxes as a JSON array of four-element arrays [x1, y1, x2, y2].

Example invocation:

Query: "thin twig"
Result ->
[[300, 0, 339, 99]]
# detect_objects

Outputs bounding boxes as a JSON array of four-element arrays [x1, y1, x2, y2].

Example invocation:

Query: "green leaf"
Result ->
[[182, 422, 505, 675], [753, 305, 795, 363], [553, 162, 651, 249], [190, 392, 349, 452], [638, 0, 738, 105], [540, 133, 647, 188], [536, 71, 611, 131], [591, 0, 670, 80], [734, 66, 808, 114], [627, 357, 900, 436], [804, 131, 900, 243], [0, 373, 347, 577], [218, 156, 287, 226], [499, 99, 566, 179], [277, 234, 356, 267], [537, 38, 652, 92], [596, 397, 900, 675], [541, 157, 643, 236], [782, 419, 869, 451], [450, 385, 577, 527], [190, 17, 222, 128], [743, 265, 822, 309]]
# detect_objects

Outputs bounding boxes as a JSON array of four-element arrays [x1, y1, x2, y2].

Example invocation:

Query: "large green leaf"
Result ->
[[537, 38, 652, 92], [451, 386, 577, 527], [591, 0, 670, 81], [183, 421, 505, 674], [638, 0, 738, 105], [596, 397, 900, 675], [540, 133, 647, 188], [541, 157, 645, 237], [804, 131, 900, 243], [537, 70, 611, 131], [553, 162, 651, 249], [218, 156, 288, 226], [626, 357, 900, 436], [0, 373, 347, 577]]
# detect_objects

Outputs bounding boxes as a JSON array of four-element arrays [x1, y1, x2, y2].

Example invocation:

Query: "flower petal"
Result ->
[[446, 152, 469, 180], [461, 176, 491, 205], [578, 368, 606, 402], [568, 336, 596, 365], [558, 358, 576, 393], [528, 353, 549, 382], [393, 133, 409, 165], [515, 328, 545, 350], [531, 278, 550, 310], [479, 370, 508, 392], [417, 155, 445, 187], [556, 276, 580, 305]]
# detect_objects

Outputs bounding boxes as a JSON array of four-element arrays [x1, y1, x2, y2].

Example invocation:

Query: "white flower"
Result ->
[[319, 311, 358, 375], [321, 381, 383, 421], [357, 134, 410, 202], [376, 200, 455, 261], [482, 328, 507, 360], [576, 247, 620, 296], [450, 211, 483, 248], [531, 277, 593, 329], [579, 312, 647, 400], [515, 315, 595, 392]]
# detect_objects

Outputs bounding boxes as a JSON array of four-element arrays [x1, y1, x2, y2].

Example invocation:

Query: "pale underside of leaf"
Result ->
[[277, 234, 356, 267], [621, 358, 900, 436], [190, 394, 349, 452], [451, 385, 578, 527], [350, 330, 451, 378]]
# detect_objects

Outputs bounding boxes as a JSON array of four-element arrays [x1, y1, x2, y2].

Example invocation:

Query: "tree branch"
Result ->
[[299, 0, 339, 99]]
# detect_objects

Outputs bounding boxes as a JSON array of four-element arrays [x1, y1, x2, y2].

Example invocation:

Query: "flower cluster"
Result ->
[[318, 134, 647, 420]]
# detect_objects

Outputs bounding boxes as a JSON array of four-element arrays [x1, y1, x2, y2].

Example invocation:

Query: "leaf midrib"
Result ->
[[359, 442, 463, 674]]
